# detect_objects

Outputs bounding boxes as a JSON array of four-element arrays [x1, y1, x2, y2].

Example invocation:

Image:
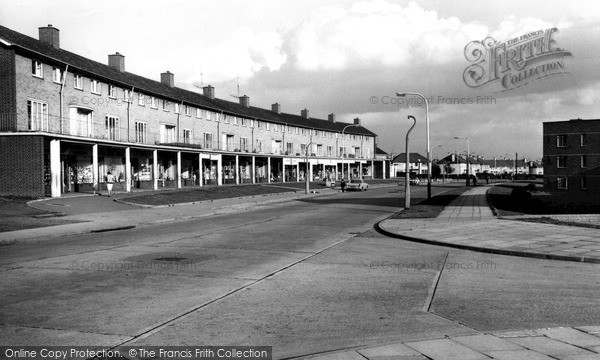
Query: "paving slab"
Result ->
[[404, 338, 489, 360], [377, 186, 600, 264]]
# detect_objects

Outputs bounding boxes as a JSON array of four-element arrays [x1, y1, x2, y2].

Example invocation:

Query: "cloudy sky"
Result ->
[[2, 0, 599, 160]]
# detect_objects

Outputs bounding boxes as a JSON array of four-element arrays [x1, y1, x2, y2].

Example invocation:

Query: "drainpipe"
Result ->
[[59, 65, 69, 134], [127, 86, 134, 142], [217, 110, 223, 150], [177, 100, 184, 143]]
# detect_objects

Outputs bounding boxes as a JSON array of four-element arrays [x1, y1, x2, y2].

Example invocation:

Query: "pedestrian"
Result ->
[[341, 178, 346, 192], [105, 171, 115, 196]]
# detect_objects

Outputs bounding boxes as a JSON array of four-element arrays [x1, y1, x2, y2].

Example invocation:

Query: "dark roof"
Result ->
[[375, 147, 388, 155], [392, 153, 427, 163], [0, 24, 375, 137]]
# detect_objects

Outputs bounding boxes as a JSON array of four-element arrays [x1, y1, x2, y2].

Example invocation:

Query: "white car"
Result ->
[[409, 178, 421, 185], [345, 179, 369, 191]]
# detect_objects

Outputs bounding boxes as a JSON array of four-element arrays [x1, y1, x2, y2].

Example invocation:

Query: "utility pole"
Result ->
[[405, 115, 417, 209]]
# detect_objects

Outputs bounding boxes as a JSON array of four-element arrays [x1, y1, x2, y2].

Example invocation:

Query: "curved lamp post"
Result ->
[[405, 115, 417, 209], [397, 92, 431, 199]]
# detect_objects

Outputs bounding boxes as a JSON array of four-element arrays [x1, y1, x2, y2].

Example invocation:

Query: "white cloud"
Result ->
[[289, 0, 488, 71], [491, 16, 554, 41], [185, 28, 287, 84]]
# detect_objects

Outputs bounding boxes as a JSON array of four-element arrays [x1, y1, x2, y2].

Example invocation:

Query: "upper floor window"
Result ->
[[557, 177, 567, 190], [557, 156, 567, 168], [183, 129, 192, 144], [162, 100, 169, 111], [233, 117, 238, 125], [105, 116, 119, 141], [174, 103, 180, 114], [224, 115, 230, 124], [240, 137, 248, 152], [74, 74, 83, 89], [204, 133, 213, 149], [91, 79, 101, 95], [123, 89, 131, 102], [196, 108, 202, 118], [27, 99, 48, 131], [52, 67, 62, 83], [138, 93, 145, 106], [581, 155, 588, 168], [108, 85, 116, 99], [266, 123, 271, 131], [274, 124, 278, 132], [581, 177, 587, 190], [150, 97, 157, 109], [581, 134, 587, 147], [161, 124, 176, 143], [557, 135, 567, 147], [32, 60, 43, 78], [135, 121, 147, 143], [206, 111, 212, 121], [185, 106, 191, 116]]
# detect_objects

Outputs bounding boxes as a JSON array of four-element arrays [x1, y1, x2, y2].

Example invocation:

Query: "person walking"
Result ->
[[105, 171, 115, 197], [341, 178, 346, 192]]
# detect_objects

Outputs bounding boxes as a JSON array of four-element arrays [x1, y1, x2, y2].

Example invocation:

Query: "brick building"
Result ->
[[0, 24, 384, 198], [543, 119, 600, 204]]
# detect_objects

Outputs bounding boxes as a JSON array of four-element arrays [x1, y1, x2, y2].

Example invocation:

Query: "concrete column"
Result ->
[[217, 156, 223, 186], [125, 147, 131, 192], [153, 149, 158, 190], [177, 151, 182, 188], [235, 155, 240, 185], [199, 154, 203, 187], [296, 163, 300, 182], [267, 157, 271, 183], [282, 159, 287, 183], [322, 164, 325, 180], [359, 162, 363, 179], [50, 139, 61, 198], [252, 156, 256, 184], [308, 160, 313, 181], [92, 144, 98, 194]]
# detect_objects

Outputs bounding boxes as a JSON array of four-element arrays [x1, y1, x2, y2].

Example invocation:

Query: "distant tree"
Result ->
[[432, 163, 441, 178], [444, 163, 455, 174]]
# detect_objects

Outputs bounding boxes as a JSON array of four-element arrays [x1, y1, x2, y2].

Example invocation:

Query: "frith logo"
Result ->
[[463, 28, 572, 91]]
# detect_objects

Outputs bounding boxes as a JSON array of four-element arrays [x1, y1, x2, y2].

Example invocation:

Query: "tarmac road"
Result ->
[[1, 185, 600, 359]]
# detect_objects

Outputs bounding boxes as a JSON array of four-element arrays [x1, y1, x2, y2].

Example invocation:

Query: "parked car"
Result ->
[[409, 178, 421, 185], [346, 179, 369, 191]]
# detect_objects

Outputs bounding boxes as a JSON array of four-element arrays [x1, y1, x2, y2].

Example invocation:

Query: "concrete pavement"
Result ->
[[0, 186, 342, 243], [301, 326, 600, 359], [378, 186, 600, 263]]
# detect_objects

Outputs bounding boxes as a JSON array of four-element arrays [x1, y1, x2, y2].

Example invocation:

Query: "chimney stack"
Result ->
[[39, 24, 60, 49], [301, 108, 309, 119], [354, 117, 361, 125], [203, 85, 215, 99], [328, 113, 336, 123], [239, 95, 250, 107], [161, 71, 174, 87], [108, 52, 125, 72], [271, 103, 281, 114]]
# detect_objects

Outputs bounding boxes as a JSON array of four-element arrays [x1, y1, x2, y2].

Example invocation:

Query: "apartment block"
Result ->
[[543, 119, 600, 204], [0, 24, 385, 197]]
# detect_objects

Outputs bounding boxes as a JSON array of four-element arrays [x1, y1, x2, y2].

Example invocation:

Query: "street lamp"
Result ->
[[305, 140, 313, 194], [341, 122, 360, 182], [397, 92, 431, 199], [454, 136, 470, 186], [431, 144, 442, 181]]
